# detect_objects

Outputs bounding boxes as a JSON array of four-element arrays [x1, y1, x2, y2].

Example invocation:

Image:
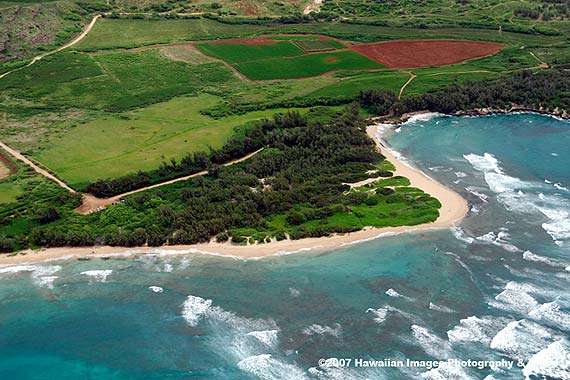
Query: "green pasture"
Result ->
[[195, 40, 304, 63], [234, 51, 384, 80], [74, 18, 567, 52], [0, 182, 22, 204], [33, 94, 314, 186], [303, 70, 409, 100]]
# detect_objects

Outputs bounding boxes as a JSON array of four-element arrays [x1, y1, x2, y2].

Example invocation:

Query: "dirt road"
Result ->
[[0, 141, 76, 192], [0, 15, 101, 80], [76, 148, 265, 214]]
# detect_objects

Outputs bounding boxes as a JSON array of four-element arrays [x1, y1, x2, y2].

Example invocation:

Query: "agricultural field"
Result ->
[[233, 50, 384, 80], [1, 13, 566, 192], [33, 94, 318, 187]]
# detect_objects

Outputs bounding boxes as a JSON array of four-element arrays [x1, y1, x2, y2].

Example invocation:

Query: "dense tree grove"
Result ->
[[359, 69, 570, 116]]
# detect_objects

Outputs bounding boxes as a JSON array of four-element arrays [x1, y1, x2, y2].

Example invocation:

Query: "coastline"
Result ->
[[0, 122, 468, 266]]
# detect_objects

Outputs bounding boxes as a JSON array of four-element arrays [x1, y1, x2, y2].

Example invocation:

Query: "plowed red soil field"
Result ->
[[350, 40, 504, 68]]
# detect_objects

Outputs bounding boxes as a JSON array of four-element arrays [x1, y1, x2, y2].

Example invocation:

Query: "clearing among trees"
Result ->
[[350, 40, 504, 68]]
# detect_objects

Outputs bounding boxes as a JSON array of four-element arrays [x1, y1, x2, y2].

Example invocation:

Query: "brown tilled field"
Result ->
[[350, 40, 504, 68], [0, 152, 18, 179]]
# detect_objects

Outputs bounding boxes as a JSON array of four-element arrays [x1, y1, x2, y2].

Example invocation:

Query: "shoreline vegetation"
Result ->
[[0, 117, 468, 266]]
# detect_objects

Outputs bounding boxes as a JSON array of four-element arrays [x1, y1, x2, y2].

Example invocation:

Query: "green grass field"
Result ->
[[75, 18, 568, 52], [195, 40, 304, 63], [33, 94, 316, 186], [234, 50, 384, 80], [304, 70, 409, 99], [0, 182, 22, 204]]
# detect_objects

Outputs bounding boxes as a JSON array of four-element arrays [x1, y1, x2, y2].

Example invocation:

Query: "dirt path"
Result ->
[[0, 15, 101, 80], [398, 71, 416, 99], [0, 141, 76, 193], [303, 0, 323, 15], [77, 147, 265, 214], [0, 162, 9, 179]]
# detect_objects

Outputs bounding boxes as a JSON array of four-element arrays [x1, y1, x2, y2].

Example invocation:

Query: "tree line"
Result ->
[[359, 69, 570, 117]]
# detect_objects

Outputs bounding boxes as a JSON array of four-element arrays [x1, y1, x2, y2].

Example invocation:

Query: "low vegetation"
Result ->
[[0, 107, 440, 252]]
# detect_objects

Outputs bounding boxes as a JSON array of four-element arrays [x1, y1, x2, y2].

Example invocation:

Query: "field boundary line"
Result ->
[[0, 141, 76, 193], [77, 147, 265, 214], [398, 71, 416, 99], [0, 15, 101, 80]]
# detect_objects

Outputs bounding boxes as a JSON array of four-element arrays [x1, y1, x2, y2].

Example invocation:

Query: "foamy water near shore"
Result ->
[[0, 119, 468, 266]]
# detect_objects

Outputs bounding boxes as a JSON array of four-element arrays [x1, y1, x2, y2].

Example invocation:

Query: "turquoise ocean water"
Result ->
[[1, 113, 569, 379]]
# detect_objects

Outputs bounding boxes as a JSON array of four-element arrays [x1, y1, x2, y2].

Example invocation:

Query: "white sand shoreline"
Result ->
[[0, 122, 468, 266]]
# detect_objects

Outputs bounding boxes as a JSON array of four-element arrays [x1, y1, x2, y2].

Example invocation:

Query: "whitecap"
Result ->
[[420, 361, 471, 380], [302, 323, 342, 338], [0, 265, 62, 289], [522, 250, 566, 268], [451, 227, 474, 244], [181, 295, 212, 326], [528, 301, 570, 331], [309, 366, 384, 380], [289, 287, 301, 297], [429, 303, 455, 313], [237, 354, 309, 380], [246, 329, 280, 348], [149, 286, 163, 293], [447, 316, 509, 346], [476, 231, 521, 253], [465, 186, 489, 202], [490, 319, 558, 361], [80, 270, 112, 283], [366, 305, 418, 325], [455, 172, 467, 178], [523, 339, 570, 380], [411, 325, 450, 358], [385, 288, 415, 301]]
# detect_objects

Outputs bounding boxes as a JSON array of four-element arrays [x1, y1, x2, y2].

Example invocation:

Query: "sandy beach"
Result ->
[[0, 123, 468, 265]]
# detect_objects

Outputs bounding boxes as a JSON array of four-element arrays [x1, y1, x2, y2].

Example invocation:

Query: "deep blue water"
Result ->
[[1, 113, 569, 380]]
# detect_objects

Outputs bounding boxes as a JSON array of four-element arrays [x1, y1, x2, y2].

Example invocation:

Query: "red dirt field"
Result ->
[[0, 152, 18, 177], [350, 40, 504, 68]]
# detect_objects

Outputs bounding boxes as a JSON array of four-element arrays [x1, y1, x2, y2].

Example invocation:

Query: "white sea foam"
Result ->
[[538, 205, 570, 245], [429, 303, 455, 314], [246, 330, 280, 348], [366, 307, 390, 324], [0, 265, 62, 289], [490, 319, 557, 361], [420, 361, 471, 380], [465, 187, 489, 203], [522, 250, 566, 268], [80, 269, 112, 282], [451, 227, 474, 244], [465, 152, 570, 246], [411, 325, 450, 358], [402, 112, 444, 126], [302, 323, 342, 338], [309, 366, 382, 380], [476, 231, 521, 253], [149, 286, 163, 293], [366, 305, 418, 325], [385, 288, 415, 302], [455, 172, 467, 178], [181, 295, 212, 326], [523, 339, 570, 380], [289, 287, 301, 297], [180, 293, 282, 368], [528, 301, 570, 331], [447, 316, 508, 346], [237, 354, 309, 380]]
